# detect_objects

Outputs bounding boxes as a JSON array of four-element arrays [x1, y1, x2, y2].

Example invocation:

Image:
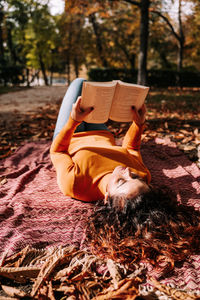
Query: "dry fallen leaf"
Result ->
[[106, 259, 122, 289], [149, 277, 198, 300], [1, 285, 28, 298], [48, 281, 56, 300], [0, 178, 7, 185], [179, 145, 196, 151]]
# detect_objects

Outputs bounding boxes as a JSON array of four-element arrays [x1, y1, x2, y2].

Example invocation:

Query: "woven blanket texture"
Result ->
[[0, 138, 200, 292]]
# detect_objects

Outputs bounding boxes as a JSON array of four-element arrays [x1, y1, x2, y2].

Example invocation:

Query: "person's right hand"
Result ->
[[131, 104, 147, 125], [71, 96, 93, 123]]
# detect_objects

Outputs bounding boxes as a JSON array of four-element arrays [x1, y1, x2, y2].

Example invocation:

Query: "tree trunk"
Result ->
[[137, 0, 150, 85], [177, 41, 184, 73], [66, 53, 71, 84], [177, 39, 184, 87], [26, 68, 30, 87], [177, 0, 184, 73], [39, 54, 48, 86], [6, 22, 18, 64], [0, 7, 4, 59], [73, 56, 79, 78], [176, 0, 184, 87], [67, 63, 71, 84], [29, 69, 40, 85], [66, 19, 73, 84], [89, 13, 109, 68], [73, 18, 83, 77], [0, 6, 6, 86], [50, 70, 53, 86]]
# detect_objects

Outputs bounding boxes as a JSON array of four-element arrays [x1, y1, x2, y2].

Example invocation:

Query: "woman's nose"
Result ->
[[125, 167, 132, 176]]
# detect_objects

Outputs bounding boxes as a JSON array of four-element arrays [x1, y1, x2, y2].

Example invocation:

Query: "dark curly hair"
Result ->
[[86, 187, 200, 273]]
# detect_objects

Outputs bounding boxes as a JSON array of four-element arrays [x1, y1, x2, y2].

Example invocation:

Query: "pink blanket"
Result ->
[[0, 138, 200, 291]]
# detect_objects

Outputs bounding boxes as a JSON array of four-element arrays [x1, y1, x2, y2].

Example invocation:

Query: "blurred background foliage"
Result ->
[[0, 0, 199, 87]]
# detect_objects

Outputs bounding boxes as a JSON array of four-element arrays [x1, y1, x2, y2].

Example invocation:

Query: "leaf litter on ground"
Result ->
[[0, 245, 199, 299], [0, 87, 199, 164]]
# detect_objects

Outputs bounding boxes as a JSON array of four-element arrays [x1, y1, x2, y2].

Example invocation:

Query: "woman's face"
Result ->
[[106, 166, 149, 199]]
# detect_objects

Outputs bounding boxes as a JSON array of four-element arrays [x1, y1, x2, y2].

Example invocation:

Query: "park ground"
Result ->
[[0, 85, 200, 167]]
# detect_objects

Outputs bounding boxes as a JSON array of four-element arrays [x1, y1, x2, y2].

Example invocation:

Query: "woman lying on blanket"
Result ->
[[50, 78, 200, 272]]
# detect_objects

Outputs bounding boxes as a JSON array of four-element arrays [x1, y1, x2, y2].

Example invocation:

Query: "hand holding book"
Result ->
[[71, 96, 94, 123], [80, 80, 149, 123], [132, 104, 147, 125]]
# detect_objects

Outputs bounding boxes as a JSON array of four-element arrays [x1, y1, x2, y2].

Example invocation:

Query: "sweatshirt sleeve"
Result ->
[[50, 116, 80, 196], [50, 116, 80, 154], [122, 121, 145, 151]]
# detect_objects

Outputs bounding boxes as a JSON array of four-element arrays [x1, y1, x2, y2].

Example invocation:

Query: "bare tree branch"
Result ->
[[151, 10, 180, 42], [178, 0, 184, 43], [109, 0, 140, 7], [123, 0, 140, 6]]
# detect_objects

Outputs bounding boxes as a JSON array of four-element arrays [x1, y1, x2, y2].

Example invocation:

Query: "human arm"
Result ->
[[50, 96, 93, 195], [50, 96, 93, 153], [122, 104, 147, 151]]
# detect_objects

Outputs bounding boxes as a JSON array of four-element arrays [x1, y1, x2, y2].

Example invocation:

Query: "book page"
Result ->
[[109, 83, 149, 122], [81, 82, 116, 123]]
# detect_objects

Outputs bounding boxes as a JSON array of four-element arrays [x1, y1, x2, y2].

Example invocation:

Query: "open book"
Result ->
[[81, 80, 149, 123]]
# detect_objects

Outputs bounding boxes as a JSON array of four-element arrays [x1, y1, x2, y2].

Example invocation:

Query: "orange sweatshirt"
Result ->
[[50, 116, 151, 202]]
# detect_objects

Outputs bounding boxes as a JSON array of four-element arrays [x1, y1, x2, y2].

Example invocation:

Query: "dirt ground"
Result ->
[[0, 86, 68, 159], [0, 86, 67, 121]]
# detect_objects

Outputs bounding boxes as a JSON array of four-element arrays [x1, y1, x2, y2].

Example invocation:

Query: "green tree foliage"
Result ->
[[0, 0, 199, 87], [25, 1, 61, 85], [185, 0, 200, 69], [65, 1, 140, 75], [0, 0, 30, 85], [66, 0, 150, 85], [70, 2, 140, 70], [95, 3, 140, 70], [150, 0, 198, 75], [0, 0, 64, 86], [55, 12, 88, 83], [65, 0, 199, 86]]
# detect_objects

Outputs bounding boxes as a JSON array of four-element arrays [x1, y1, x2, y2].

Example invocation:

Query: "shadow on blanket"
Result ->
[[0, 138, 200, 295]]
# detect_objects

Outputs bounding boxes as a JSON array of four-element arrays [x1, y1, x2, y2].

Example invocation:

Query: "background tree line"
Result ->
[[0, 0, 199, 87]]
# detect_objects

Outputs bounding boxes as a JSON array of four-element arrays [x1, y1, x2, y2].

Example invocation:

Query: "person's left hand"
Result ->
[[71, 96, 93, 122]]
